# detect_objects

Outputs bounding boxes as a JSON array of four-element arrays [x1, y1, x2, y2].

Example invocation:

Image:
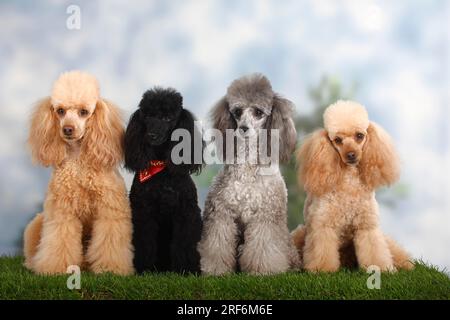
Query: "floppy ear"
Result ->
[[359, 122, 400, 189], [267, 94, 297, 163], [81, 99, 124, 170], [124, 109, 155, 172], [167, 108, 204, 175], [28, 97, 66, 167], [209, 96, 236, 161], [297, 129, 343, 196]]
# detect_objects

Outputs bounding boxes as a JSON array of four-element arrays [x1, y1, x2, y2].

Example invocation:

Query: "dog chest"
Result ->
[[311, 190, 376, 229], [49, 162, 107, 212], [217, 167, 286, 219]]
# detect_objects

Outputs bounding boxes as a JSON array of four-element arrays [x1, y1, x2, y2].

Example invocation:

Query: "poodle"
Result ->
[[124, 87, 203, 274], [198, 73, 300, 275], [291, 100, 414, 272], [24, 70, 134, 275]]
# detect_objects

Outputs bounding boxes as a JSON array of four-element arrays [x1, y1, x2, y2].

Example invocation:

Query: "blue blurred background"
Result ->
[[0, 0, 448, 271]]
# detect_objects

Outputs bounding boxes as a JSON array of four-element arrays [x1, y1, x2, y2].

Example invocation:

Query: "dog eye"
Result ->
[[254, 108, 264, 118], [56, 108, 65, 116], [356, 133, 365, 141], [334, 137, 343, 145], [79, 109, 89, 117], [232, 108, 242, 119]]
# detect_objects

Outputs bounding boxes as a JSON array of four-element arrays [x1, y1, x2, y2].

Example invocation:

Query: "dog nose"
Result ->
[[148, 133, 158, 139], [239, 126, 249, 133], [346, 152, 356, 161], [63, 126, 74, 136]]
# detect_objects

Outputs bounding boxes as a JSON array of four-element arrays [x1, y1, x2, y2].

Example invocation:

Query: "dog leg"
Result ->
[[86, 214, 134, 275], [303, 225, 340, 272], [354, 228, 395, 272], [23, 213, 44, 270], [32, 215, 83, 275], [170, 203, 203, 274], [86, 183, 134, 275], [198, 215, 238, 276], [239, 222, 291, 275], [131, 212, 159, 274]]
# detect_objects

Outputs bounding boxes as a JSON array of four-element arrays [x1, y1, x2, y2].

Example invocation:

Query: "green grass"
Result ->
[[0, 256, 449, 300]]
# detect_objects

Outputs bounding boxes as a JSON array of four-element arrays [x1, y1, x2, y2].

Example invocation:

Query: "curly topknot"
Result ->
[[51, 70, 100, 111], [139, 87, 183, 110], [323, 100, 369, 138]]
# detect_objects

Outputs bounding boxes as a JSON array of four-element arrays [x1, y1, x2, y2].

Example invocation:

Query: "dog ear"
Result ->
[[124, 109, 155, 172], [266, 94, 297, 163], [359, 122, 400, 189], [81, 99, 124, 170], [210, 96, 235, 162], [297, 129, 343, 196], [28, 97, 66, 167], [166, 108, 204, 175]]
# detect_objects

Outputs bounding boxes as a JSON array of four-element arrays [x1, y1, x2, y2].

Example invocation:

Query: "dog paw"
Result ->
[[32, 259, 73, 275], [240, 252, 290, 275], [304, 261, 340, 273], [90, 262, 134, 275], [380, 264, 397, 273], [361, 263, 397, 273], [200, 260, 235, 276]]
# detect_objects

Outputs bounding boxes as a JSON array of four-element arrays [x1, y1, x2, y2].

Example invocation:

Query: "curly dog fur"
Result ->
[[124, 88, 203, 274], [291, 100, 414, 272], [23, 71, 134, 275], [198, 73, 300, 275]]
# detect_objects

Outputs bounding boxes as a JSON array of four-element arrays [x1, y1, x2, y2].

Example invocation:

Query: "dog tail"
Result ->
[[23, 213, 44, 270], [291, 224, 306, 259], [385, 235, 415, 270]]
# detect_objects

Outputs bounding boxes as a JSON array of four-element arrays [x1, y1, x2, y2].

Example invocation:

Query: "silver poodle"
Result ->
[[198, 73, 300, 275]]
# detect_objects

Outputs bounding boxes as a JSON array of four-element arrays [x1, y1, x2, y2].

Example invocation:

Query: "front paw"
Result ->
[[90, 260, 134, 275], [89, 251, 134, 275], [304, 259, 340, 273], [200, 256, 235, 276], [32, 255, 76, 275], [362, 263, 397, 273], [240, 248, 290, 275]]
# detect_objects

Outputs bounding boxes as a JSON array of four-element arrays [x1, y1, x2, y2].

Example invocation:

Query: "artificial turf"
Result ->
[[0, 256, 448, 300]]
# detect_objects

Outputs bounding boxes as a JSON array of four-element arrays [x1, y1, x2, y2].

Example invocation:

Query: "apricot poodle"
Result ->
[[23, 71, 134, 275], [292, 100, 414, 272]]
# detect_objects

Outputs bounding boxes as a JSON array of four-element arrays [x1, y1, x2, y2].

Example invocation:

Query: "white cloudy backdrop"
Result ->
[[0, 0, 448, 270]]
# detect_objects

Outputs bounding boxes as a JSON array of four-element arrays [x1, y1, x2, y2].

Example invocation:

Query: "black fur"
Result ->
[[124, 87, 203, 274]]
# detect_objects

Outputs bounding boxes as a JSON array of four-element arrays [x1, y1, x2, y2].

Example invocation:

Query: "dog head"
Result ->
[[324, 100, 370, 166], [298, 100, 400, 195], [28, 71, 124, 169], [137, 88, 183, 146], [210, 73, 297, 163], [124, 87, 203, 174], [50, 71, 100, 143]]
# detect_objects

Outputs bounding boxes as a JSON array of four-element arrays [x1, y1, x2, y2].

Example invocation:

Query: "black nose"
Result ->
[[148, 132, 158, 139], [346, 152, 356, 161], [63, 126, 74, 136], [240, 126, 249, 133]]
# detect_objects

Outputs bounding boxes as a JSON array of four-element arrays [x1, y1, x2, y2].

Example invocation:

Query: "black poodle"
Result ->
[[124, 87, 203, 274]]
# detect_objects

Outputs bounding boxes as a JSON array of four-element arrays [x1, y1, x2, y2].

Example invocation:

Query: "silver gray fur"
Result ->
[[198, 73, 300, 275]]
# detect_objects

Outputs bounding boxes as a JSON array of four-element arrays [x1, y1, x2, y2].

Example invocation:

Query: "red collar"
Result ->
[[139, 160, 166, 183]]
